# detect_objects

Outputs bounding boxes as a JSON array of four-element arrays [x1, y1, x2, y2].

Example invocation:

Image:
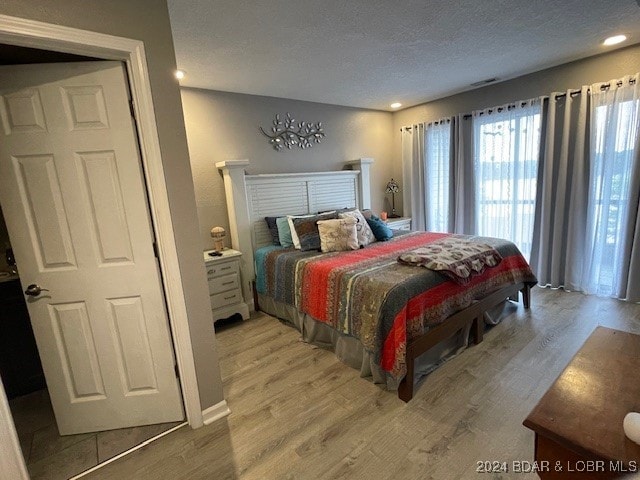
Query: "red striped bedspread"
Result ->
[[256, 232, 537, 381]]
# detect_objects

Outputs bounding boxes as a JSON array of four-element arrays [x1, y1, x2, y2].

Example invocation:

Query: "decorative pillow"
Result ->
[[366, 215, 394, 241], [292, 212, 338, 251], [264, 216, 282, 245], [287, 214, 315, 249], [338, 209, 376, 247], [276, 216, 294, 248], [317, 217, 359, 253]]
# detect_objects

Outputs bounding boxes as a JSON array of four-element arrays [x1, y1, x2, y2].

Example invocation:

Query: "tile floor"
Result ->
[[9, 389, 183, 480]]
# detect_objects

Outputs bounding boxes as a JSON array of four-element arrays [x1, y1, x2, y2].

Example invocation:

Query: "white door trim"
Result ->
[[0, 12, 202, 445]]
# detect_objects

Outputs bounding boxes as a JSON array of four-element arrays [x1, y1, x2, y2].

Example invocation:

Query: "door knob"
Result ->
[[24, 284, 49, 297]]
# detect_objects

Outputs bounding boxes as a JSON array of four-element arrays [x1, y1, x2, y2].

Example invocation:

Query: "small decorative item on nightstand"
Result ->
[[210, 226, 226, 252], [204, 249, 249, 323], [385, 178, 401, 218]]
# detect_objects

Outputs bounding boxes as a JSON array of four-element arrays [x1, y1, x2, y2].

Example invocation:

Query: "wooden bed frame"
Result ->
[[217, 158, 531, 402]]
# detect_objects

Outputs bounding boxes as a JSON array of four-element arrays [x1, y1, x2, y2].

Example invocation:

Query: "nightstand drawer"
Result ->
[[211, 288, 242, 309], [385, 217, 412, 231], [208, 273, 239, 294], [206, 261, 239, 279]]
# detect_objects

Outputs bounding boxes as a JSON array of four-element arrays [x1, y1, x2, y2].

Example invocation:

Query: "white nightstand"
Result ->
[[385, 217, 412, 231], [203, 249, 250, 323]]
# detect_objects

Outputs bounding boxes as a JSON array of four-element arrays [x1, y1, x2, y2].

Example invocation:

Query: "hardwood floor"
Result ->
[[83, 288, 640, 480]]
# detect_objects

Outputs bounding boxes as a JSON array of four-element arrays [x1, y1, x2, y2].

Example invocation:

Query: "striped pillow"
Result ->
[[292, 212, 338, 251]]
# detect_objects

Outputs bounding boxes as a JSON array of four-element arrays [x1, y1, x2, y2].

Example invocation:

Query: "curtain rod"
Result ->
[[555, 78, 637, 100], [554, 90, 582, 100], [400, 118, 451, 131], [400, 76, 637, 128], [463, 97, 546, 119]]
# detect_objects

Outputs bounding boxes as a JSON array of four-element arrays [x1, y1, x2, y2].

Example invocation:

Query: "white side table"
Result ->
[[203, 249, 249, 322]]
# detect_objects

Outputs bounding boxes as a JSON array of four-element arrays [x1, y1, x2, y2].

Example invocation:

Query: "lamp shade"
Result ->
[[385, 178, 400, 194], [210, 226, 226, 240], [210, 226, 226, 251]]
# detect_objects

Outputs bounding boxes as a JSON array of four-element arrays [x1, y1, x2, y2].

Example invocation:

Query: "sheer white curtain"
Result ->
[[425, 120, 452, 232], [472, 100, 542, 259], [583, 75, 640, 300]]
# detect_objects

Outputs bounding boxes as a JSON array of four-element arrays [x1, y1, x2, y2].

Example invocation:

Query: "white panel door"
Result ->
[[0, 62, 184, 435]]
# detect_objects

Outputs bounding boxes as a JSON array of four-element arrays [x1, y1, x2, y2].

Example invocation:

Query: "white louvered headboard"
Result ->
[[216, 158, 374, 312], [247, 171, 360, 249]]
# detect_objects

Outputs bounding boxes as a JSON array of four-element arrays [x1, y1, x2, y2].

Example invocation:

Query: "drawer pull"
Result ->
[[224, 295, 236, 300], [207, 269, 213, 274], [222, 281, 234, 286], [220, 266, 232, 271]]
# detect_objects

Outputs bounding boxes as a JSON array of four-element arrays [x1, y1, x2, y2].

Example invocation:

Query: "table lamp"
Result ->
[[210, 226, 226, 252], [385, 178, 401, 218]]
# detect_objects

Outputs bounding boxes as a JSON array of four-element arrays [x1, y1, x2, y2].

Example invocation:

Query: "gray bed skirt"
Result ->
[[257, 293, 517, 391]]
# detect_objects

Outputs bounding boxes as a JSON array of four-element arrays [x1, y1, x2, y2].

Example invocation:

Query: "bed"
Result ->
[[217, 158, 537, 401]]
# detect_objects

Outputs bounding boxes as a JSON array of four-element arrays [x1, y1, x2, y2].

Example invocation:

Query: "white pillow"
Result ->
[[287, 214, 314, 249], [317, 217, 359, 252], [338, 209, 376, 247]]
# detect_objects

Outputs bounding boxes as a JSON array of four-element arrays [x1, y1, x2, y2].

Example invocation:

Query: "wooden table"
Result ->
[[523, 327, 640, 478]]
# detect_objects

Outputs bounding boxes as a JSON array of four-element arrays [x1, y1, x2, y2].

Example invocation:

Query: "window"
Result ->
[[473, 103, 542, 259], [425, 121, 451, 232]]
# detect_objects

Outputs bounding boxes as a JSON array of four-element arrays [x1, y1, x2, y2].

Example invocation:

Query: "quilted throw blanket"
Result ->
[[397, 237, 503, 285], [255, 232, 537, 382]]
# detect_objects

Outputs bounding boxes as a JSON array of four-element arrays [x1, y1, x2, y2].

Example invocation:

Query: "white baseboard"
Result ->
[[202, 400, 231, 425]]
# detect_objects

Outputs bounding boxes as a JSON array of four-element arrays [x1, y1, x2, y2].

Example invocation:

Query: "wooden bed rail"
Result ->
[[398, 282, 530, 402]]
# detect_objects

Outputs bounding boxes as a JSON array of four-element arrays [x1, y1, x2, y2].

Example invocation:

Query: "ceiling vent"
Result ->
[[470, 78, 498, 87]]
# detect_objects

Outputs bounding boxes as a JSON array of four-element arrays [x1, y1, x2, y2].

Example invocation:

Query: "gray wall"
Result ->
[[181, 88, 394, 250], [392, 43, 640, 212], [0, 0, 224, 410]]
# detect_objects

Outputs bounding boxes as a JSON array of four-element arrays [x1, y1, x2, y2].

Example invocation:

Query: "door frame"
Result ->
[[0, 14, 203, 477]]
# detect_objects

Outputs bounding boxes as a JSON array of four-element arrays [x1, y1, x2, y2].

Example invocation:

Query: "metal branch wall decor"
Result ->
[[260, 113, 325, 151]]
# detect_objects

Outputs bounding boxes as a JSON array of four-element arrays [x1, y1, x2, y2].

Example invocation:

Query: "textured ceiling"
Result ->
[[167, 0, 640, 111]]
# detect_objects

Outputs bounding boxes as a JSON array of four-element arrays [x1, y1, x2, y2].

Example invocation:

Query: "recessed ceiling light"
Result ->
[[390, 102, 402, 109], [603, 35, 627, 46], [175, 70, 186, 80]]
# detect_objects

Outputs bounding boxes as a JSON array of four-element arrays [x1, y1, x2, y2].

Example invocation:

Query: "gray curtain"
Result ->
[[624, 153, 640, 301], [401, 124, 426, 230], [452, 114, 475, 234], [402, 116, 474, 234], [529, 88, 590, 290]]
